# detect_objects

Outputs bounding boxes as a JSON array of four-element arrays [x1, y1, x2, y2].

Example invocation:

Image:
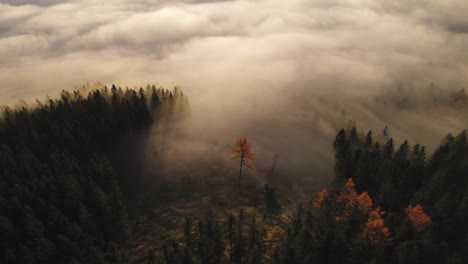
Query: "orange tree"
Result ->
[[232, 137, 255, 195]]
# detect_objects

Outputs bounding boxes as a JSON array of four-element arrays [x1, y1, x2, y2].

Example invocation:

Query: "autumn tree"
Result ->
[[232, 137, 255, 195], [357, 192, 373, 215], [365, 208, 391, 247], [313, 189, 329, 209], [337, 178, 359, 218], [405, 204, 431, 233]]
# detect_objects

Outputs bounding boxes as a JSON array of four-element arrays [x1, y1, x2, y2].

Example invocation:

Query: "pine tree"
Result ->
[[333, 129, 350, 180]]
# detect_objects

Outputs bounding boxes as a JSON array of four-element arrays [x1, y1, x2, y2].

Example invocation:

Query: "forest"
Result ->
[[0, 85, 188, 263], [0, 85, 467, 264], [158, 127, 468, 264]]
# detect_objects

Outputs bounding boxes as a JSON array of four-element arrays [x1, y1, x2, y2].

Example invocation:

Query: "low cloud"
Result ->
[[2, 0, 468, 184], [1, 0, 467, 103]]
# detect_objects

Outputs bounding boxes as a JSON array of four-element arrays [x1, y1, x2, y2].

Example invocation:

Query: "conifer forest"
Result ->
[[2, 1, 468, 263]]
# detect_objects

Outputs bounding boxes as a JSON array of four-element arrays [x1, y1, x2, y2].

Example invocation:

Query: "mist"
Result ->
[[2, 0, 468, 187]]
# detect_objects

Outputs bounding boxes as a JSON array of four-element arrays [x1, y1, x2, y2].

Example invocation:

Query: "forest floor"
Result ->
[[124, 165, 310, 262]]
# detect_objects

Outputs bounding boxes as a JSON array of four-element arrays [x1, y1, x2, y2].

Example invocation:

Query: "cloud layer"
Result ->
[[1, 0, 468, 104], [2, 0, 468, 186]]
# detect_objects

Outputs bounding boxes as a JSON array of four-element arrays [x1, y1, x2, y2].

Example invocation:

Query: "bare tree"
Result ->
[[269, 154, 279, 188]]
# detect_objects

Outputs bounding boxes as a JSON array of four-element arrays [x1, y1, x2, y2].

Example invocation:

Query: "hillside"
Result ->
[[1, 86, 468, 264]]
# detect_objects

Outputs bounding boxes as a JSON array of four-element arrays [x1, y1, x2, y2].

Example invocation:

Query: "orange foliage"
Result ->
[[232, 137, 255, 167], [357, 192, 373, 215], [365, 207, 391, 245], [405, 204, 431, 233], [320, 178, 389, 246], [313, 189, 329, 208], [338, 178, 358, 211]]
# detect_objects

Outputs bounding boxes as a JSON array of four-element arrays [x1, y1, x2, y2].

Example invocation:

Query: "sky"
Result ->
[[1, 0, 468, 105]]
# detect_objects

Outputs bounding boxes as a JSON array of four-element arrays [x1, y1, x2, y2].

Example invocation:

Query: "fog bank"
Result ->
[[2, 0, 468, 185]]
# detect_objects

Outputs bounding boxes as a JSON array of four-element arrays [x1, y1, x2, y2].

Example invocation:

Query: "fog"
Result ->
[[2, 0, 468, 186]]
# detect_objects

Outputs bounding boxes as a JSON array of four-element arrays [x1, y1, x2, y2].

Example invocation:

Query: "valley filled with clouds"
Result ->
[[2, 0, 468, 182], [1, 0, 467, 104]]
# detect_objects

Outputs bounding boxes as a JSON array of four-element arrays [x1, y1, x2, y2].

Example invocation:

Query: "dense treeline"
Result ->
[[274, 127, 468, 263], [167, 127, 468, 264], [150, 209, 273, 264], [0, 84, 187, 263], [324, 127, 467, 263]]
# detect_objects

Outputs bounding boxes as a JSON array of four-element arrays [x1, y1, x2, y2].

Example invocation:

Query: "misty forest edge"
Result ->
[[0, 84, 467, 264]]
